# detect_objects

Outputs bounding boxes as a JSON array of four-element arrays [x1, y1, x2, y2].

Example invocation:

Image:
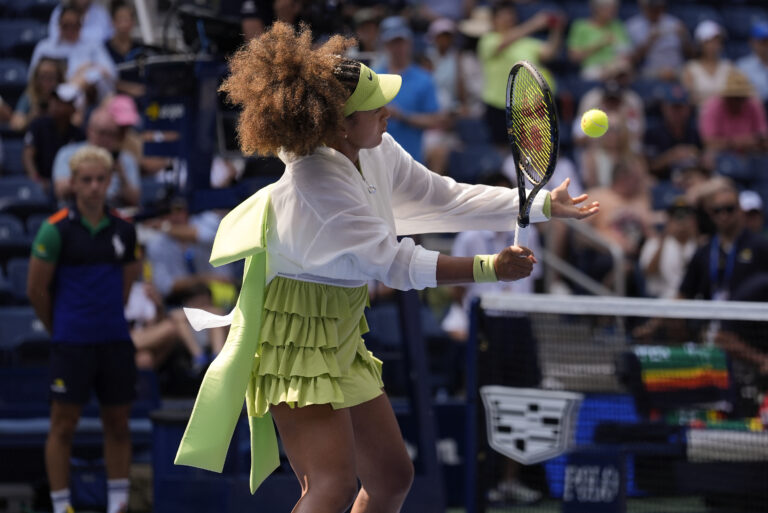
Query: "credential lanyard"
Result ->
[[709, 235, 737, 300]]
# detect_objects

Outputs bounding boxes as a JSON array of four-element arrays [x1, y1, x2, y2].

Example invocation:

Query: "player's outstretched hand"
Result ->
[[550, 178, 600, 220], [496, 245, 537, 281]]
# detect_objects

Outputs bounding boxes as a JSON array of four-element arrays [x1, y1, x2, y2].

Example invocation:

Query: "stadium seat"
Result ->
[[667, 6, 723, 34], [725, 40, 752, 61], [0, 19, 47, 61], [516, 2, 561, 22], [630, 77, 666, 106], [650, 181, 685, 211], [0, 213, 29, 263], [722, 6, 768, 40], [0, 283, 12, 312], [447, 144, 504, 185], [716, 152, 755, 186], [0, 176, 52, 219], [619, 3, 640, 21], [5, 0, 57, 21], [0, 213, 23, 239], [0, 58, 28, 107], [25, 212, 47, 236], [0, 176, 46, 201], [1, 137, 25, 176], [6, 257, 29, 302], [140, 177, 171, 208], [560, 1, 591, 22], [0, 306, 48, 353]]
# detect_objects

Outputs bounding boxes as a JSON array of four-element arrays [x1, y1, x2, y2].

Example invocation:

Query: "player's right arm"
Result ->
[[28, 220, 60, 333]]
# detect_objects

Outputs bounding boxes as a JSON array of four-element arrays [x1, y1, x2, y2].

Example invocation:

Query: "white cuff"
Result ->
[[410, 246, 440, 289], [529, 191, 551, 223]]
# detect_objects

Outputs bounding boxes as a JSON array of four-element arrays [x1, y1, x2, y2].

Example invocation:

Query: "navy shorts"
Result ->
[[49, 341, 137, 405]]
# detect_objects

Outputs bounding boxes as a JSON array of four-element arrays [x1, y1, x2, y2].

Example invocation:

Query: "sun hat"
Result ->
[[458, 6, 492, 38], [721, 70, 755, 98]]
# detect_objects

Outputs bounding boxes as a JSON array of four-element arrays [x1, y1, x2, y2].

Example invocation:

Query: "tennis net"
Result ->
[[465, 294, 768, 513]]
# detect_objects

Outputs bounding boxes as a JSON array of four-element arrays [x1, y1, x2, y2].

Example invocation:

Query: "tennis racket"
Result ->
[[506, 60, 559, 247]]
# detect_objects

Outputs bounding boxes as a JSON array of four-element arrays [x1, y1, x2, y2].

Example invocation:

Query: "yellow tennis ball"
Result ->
[[581, 108, 609, 138]]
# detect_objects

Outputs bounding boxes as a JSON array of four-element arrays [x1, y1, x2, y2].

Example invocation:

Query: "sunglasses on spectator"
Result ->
[[61, 21, 82, 29], [710, 204, 737, 215]]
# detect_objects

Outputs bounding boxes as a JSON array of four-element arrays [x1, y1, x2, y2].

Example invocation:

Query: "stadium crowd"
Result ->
[[1, 0, 768, 511], [0, 0, 765, 397]]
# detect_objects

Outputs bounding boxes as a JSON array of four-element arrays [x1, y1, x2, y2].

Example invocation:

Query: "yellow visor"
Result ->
[[343, 63, 402, 116]]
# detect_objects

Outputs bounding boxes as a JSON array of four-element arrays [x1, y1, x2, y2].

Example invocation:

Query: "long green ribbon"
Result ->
[[174, 185, 280, 493]]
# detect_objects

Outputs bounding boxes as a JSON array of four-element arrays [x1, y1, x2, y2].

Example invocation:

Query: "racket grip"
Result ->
[[514, 224, 528, 248]]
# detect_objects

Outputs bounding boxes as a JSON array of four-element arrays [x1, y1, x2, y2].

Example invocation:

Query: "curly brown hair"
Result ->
[[220, 22, 361, 157]]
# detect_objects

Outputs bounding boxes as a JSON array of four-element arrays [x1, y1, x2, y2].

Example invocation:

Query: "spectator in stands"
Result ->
[[699, 70, 768, 163], [716, 274, 768, 389], [457, 6, 490, 120], [9, 57, 65, 133], [105, 0, 147, 98], [30, 5, 117, 102], [422, 18, 463, 175], [48, 0, 113, 44], [679, 180, 768, 301], [567, 0, 631, 80], [574, 59, 645, 156], [375, 16, 445, 164], [347, 8, 383, 67], [739, 190, 766, 237], [639, 196, 698, 298], [23, 83, 85, 192], [53, 107, 141, 208], [626, 0, 691, 81], [27, 145, 139, 513], [126, 279, 225, 372], [107, 94, 142, 163], [737, 21, 768, 104], [105, 1, 143, 64], [479, 1, 564, 148], [644, 82, 701, 180], [142, 196, 236, 309], [682, 20, 733, 105], [583, 155, 654, 293], [674, 161, 711, 201], [442, 172, 544, 505], [576, 76, 644, 188]]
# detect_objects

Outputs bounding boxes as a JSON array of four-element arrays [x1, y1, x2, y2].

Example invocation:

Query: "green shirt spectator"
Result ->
[[567, 0, 631, 80], [478, 34, 544, 109]]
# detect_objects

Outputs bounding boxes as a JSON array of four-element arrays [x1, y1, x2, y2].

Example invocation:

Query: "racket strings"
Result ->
[[508, 69, 553, 185]]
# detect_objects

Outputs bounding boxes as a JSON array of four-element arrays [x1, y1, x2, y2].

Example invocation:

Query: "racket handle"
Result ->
[[514, 224, 528, 248]]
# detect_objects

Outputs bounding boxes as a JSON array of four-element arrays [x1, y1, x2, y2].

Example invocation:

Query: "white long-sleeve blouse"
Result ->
[[267, 133, 550, 291]]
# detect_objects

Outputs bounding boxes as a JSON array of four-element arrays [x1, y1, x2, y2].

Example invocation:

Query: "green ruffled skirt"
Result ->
[[250, 276, 384, 415]]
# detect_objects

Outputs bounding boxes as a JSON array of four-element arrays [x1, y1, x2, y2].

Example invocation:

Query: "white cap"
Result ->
[[740, 190, 763, 212], [695, 20, 723, 42]]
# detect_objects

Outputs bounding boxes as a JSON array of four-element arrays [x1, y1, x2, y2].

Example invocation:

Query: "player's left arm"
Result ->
[[548, 178, 600, 219]]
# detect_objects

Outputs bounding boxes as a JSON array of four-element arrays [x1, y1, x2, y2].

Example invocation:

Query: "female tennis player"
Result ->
[[175, 22, 598, 513]]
